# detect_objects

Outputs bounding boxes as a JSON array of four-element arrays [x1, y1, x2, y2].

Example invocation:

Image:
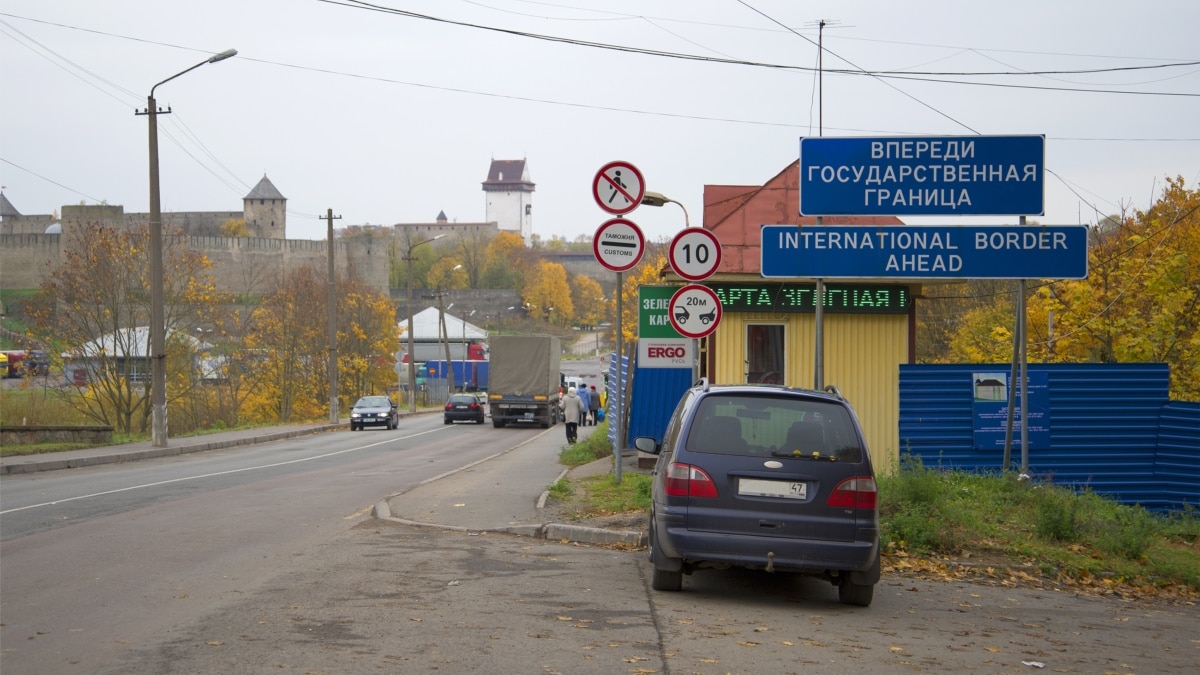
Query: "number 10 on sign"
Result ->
[[669, 228, 722, 281]]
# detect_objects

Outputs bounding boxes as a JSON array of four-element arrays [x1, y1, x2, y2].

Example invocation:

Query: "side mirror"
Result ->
[[632, 436, 661, 455]]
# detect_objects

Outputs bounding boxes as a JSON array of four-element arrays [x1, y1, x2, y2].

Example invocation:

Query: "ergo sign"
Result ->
[[638, 338, 693, 368]]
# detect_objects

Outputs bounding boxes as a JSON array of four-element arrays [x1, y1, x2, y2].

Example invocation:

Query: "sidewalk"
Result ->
[[375, 422, 648, 547]]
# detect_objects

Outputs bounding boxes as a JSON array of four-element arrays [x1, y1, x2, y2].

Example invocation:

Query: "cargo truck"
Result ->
[[487, 335, 561, 428]]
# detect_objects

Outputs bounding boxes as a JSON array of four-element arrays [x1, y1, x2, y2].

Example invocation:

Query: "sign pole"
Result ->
[[614, 270, 623, 484], [814, 217, 825, 390]]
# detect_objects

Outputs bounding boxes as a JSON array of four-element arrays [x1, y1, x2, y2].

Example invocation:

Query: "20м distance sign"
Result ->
[[761, 225, 1088, 280]]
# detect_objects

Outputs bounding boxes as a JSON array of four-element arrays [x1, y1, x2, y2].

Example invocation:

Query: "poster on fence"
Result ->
[[971, 371, 1050, 451]]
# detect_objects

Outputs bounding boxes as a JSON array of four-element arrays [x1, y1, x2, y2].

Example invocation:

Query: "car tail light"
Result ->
[[664, 462, 718, 498], [469, 402, 480, 410], [827, 476, 878, 509], [444, 402, 454, 411]]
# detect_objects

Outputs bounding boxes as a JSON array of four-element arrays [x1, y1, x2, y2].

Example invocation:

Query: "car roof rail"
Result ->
[[823, 384, 845, 400]]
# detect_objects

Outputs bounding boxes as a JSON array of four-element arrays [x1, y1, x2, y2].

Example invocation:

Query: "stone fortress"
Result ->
[[0, 159, 546, 298]]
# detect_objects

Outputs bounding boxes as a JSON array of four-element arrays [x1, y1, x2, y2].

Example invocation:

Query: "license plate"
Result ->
[[523, 412, 534, 418], [739, 478, 807, 499]]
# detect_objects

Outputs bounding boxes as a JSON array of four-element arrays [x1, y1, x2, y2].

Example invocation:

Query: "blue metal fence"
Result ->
[[899, 363, 1198, 512]]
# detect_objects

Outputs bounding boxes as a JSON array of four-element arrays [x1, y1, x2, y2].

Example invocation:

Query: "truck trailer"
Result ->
[[487, 335, 561, 428]]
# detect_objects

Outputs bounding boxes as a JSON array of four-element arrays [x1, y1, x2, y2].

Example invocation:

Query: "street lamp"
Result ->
[[142, 48, 236, 448], [642, 191, 691, 229], [405, 234, 444, 412]]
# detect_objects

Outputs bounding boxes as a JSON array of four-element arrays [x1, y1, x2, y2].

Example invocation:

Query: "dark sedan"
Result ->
[[444, 393, 486, 424], [350, 396, 398, 431]]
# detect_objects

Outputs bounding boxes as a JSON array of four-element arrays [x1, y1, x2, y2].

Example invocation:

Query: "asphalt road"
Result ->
[[0, 416, 544, 674], [3, 416, 1198, 674]]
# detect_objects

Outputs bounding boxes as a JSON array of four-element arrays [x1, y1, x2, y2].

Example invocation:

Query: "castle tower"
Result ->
[[482, 159, 534, 244], [243, 175, 287, 239]]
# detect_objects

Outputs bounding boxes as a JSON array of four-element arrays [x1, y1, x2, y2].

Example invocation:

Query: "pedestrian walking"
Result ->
[[561, 387, 583, 443], [577, 386, 591, 426], [588, 385, 601, 425]]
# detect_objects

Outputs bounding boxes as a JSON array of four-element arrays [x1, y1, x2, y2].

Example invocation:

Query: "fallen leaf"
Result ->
[[738, 641, 759, 647], [206, 641, 223, 646]]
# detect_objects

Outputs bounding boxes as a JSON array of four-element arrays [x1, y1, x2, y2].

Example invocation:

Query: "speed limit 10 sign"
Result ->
[[669, 228, 722, 281]]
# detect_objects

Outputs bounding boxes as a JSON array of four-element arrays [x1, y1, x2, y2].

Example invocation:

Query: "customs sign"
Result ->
[[799, 135, 1045, 216]]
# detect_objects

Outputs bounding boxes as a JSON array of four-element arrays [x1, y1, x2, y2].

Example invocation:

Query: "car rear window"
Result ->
[[685, 394, 863, 462], [449, 395, 477, 404]]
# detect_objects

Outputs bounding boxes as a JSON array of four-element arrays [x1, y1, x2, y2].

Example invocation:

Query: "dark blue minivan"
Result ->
[[634, 379, 880, 605]]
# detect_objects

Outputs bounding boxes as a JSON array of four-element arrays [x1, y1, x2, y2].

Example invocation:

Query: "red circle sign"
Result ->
[[593, 161, 645, 216], [669, 284, 722, 339], [669, 228, 722, 281], [593, 219, 645, 272]]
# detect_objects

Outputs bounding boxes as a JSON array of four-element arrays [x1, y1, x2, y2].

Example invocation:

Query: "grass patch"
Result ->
[[879, 455, 1200, 593]]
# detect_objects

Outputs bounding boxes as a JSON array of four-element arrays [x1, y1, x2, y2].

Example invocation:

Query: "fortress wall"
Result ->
[[0, 234, 62, 289], [1, 215, 57, 235]]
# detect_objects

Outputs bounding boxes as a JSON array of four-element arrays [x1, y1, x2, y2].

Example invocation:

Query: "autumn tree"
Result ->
[[34, 221, 219, 434], [1026, 177, 1199, 398], [336, 276, 400, 401], [480, 231, 535, 290], [220, 218, 249, 237], [570, 273, 606, 327], [522, 260, 574, 325], [454, 227, 494, 288], [244, 265, 328, 422], [616, 244, 669, 347], [917, 280, 1016, 362]]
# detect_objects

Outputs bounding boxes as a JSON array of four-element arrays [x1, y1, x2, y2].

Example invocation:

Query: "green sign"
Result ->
[[639, 285, 680, 338], [639, 283, 911, 337], [711, 283, 911, 314]]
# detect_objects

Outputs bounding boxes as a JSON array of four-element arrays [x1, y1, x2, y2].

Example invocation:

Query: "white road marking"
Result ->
[[0, 428, 449, 516]]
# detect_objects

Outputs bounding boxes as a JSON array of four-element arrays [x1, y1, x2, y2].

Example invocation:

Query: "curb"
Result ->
[[371, 499, 646, 548], [1, 423, 346, 475]]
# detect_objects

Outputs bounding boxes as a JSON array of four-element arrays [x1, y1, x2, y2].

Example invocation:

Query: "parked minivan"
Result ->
[[634, 378, 880, 605]]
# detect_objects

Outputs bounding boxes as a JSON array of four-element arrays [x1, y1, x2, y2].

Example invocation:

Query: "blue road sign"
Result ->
[[799, 135, 1045, 216], [761, 224, 1088, 280]]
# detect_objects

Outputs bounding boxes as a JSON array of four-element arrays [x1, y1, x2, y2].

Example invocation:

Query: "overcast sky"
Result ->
[[1, 1, 1196, 243]]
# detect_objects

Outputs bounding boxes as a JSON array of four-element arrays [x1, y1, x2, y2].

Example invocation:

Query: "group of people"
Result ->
[[561, 384, 602, 444]]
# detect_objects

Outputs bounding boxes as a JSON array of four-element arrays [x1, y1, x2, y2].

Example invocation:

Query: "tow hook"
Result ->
[[765, 551, 775, 573]]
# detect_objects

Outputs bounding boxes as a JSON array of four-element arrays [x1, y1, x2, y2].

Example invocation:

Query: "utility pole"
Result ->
[[322, 208, 342, 424]]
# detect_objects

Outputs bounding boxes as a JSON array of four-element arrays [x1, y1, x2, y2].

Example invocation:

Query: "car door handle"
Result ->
[[758, 520, 784, 529]]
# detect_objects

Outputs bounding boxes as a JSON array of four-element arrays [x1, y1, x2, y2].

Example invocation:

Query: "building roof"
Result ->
[[398, 307, 488, 341], [245, 175, 286, 201], [0, 192, 21, 218], [481, 159, 535, 191]]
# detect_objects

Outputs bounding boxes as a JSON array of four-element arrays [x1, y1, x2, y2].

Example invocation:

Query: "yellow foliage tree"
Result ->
[[220, 218, 249, 237], [522, 261, 574, 325], [243, 266, 328, 423], [481, 231, 535, 289], [34, 221, 219, 434], [616, 244, 669, 347], [1026, 177, 1199, 399], [570, 273, 606, 327], [337, 276, 401, 401]]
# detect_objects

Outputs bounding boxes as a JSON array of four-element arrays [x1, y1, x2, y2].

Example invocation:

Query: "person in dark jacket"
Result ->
[[587, 385, 601, 425]]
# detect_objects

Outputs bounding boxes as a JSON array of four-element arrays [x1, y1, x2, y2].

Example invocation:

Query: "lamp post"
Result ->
[[641, 191, 691, 229], [405, 234, 444, 412], [142, 48, 236, 448]]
